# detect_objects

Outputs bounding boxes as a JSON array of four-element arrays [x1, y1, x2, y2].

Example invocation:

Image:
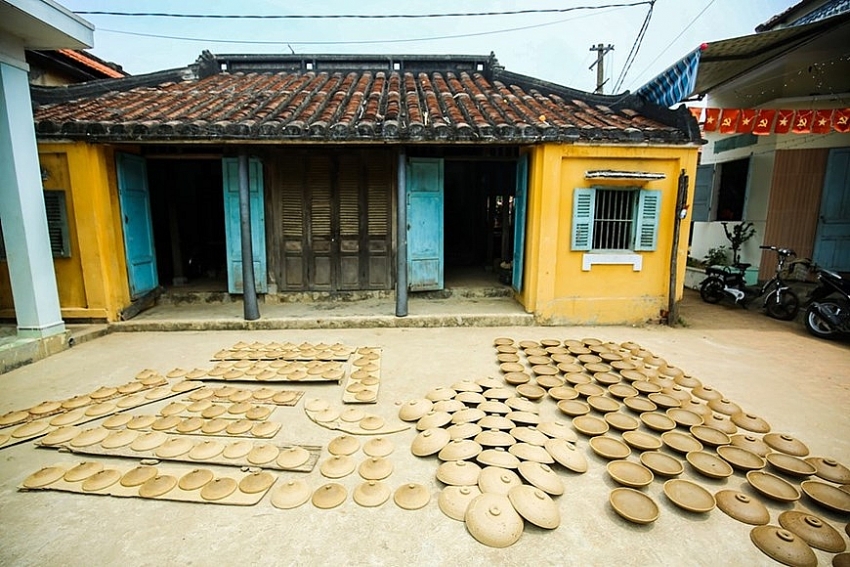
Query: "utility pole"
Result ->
[[589, 43, 614, 94]]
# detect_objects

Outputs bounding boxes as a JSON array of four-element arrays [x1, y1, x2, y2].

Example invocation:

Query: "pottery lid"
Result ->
[[411, 427, 452, 456], [747, 470, 802, 502], [239, 471, 275, 494], [476, 377, 504, 389], [155, 437, 194, 459], [221, 440, 252, 459], [674, 374, 702, 388], [483, 388, 514, 401], [607, 460, 654, 488], [509, 426, 549, 446], [439, 485, 482, 521], [394, 483, 430, 510], [640, 451, 684, 477], [557, 399, 590, 417], [680, 399, 712, 417], [575, 382, 605, 397], [536, 420, 577, 442], [69, 427, 109, 447], [508, 485, 560, 529], [609, 487, 658, 524], [730, 412, 771, 434], [589, 436, 631, 461], [353, 480, 391, 507], [640, 412, 676, 432], [764, 433, 810, 457], [702, 413, 738, 435], [276, 446, 311, 469], [328, 435, 361, 456], [474, 429, 516, 448], [359, 457, 393, 481], [689, 425, 731, 447], [505, 411, 540, 427], [779, 510, 846, 553], [715, 490, 770, 525], [271, 478, 311, 509], [730, 434, 772, 457], [572, 415, 609, 436], [623, 396, 657, 413], [544, 438, 587, 473], [455, 391, 488, 406], [363, 437, 394, 458], [805, 457, 850, 484], [437, 459, 482, 486], [663, 479, 715, 513], [508, 442, 554, 464], [22, 465, 67, 488], [622, 430, 662, 451], [666, 408, 703, 428], [177, 468, 214, 491], [320, 455, 356, 479], [493, 337, 515, 346], [549, 386, 579, 401], [604, 412, 640, 432], [478, 400, 510, 415], [750, 525, 817, 567], [716, 445, 766, 471], [477, 448, 521, 469], [517, 462, 564, 495], [312, 482, 347, 509], [416, 411, 452, 431], [767, 453, 816, 477], [661, 430, 703, 454], [447, 422, 483, 441], [478, 415, 516, 431], [247, 443, 280, 465], [687, 451, 734, 479], [451, 408, 485, 425], [81, 468, 122, 492], [607, 383, 638, 398], [800, 480, 850, 513], [129, 430, 168, 452], [151, 415, 182, 431], [359, 415, 385, 431], [464, 493, 524, 548], [64, 461, 105, 483], [647, 393, 681, 409], [225, 419, 254, 435], [692, 385, 723, 401], [41, 425, 82, 446], [533, 375, 563, 390], [707, 397, 742, 416], [433, 399, 465, 414], [587, 396, 622, 414], [102, 413, 133, 429], [438, 439, 483, 462], [48, 408, 85, 426], [61, 395, 92, 410], [136, 474, 177, 499], [452, 380, 484, 393], [505, 397, 540, 414]]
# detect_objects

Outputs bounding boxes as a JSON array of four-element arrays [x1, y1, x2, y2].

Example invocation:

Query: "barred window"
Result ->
[[593, 189, 637, 250], [571, 187, 661, 252]]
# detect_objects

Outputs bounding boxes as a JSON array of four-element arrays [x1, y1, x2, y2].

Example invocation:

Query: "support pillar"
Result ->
[[0, 61, 65, 338], [395, 149, 408, 317]]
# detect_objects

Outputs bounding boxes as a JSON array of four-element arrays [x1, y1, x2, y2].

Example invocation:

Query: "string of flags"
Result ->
[[688, 107, 850, 135]]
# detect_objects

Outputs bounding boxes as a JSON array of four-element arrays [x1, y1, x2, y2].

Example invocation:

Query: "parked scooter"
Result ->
[[803, 264, 850, 339], [699, 245, 800, 320]]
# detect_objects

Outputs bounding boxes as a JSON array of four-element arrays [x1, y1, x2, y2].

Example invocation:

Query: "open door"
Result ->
[[814, 148, 850, 272], [512, 154, 528, 292], [222, 157, 267, 293], [116, 153, 158, 299], [406, 158, 444, 291]]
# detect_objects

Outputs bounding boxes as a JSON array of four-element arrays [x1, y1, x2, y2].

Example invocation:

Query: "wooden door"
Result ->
[[814, 147, 850, 272], [406, 158, 444, 291], [512, 154, 528, 292], [222, 157, 267, 293], [116, 153, 158, 298]]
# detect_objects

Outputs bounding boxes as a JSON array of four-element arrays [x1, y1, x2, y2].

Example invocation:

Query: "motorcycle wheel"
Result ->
[[764, 289, 799, 321], [804, 299, 845, 339], [699, 277, 725, 304]]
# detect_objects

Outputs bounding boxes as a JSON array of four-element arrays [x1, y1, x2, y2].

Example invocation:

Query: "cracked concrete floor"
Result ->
[[0, 298, 848, 566]]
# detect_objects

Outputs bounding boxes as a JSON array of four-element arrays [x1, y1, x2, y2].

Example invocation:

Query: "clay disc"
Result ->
[[328, 435, 361, 456], [81, 469, 122, 492], [687, 451, 734, 479], [767, 453, 817, 477], [508, 484, 560, 529], [715, 490, 770, 525], [247, 443, 280, 465], [222, 440, 253, 459], [690, 425, 731, 447], [609, 487, 659, 524], [127, 415, 157, 430], [225, 420, 254, 435], [277, 447, 311, 469], [517, 462, 564, 495], [64, 461, 105, 482], [640, 412, 676, 432], [640, 451, 684, 477], [312, 482, 347, 509], [572, 415, 608, 436], [623, 396, 657, 413], [663, 479, 715, 513], [320, 455, 356, 478], [340, 407, 366, 423], [589, 436, 631, 460], [544, 438, 587, 473], [22, 466, 66, 488], [201, 477, 238, 501], [61, 395, 92, 410], [607, 460, 654, 488], [116, 395, 145, 409], [510, 426, 549, 447], [29, 401, 62, 415], [411, 428, 451, 457], [557, 399, 590, 417], [175, 417, 204, 434], [536, 420, 577, 442], [446, 422, 483, 441], [271, 479, 311, 509], [11, 419, 50, 438], [201, 418, 229, 434], [717, 445, 766, 471], [41, 425, 82, 446], [359, 457, 393, 481], [155, 437, 194, 458], [120, 465, 158, 487], [100, 428, 138, 449], [102, 413, 133, 429], [801, 480, 850, 513], [363, 437, 394, 458], [750, 525, 817, 567], [464, 493, 524, 548], [398, 399, 434, 422], [417, 411, 452, 431], [805, 457, 850, 484], [764, 433, 810, 457], [747, 470, 802, 502], [49, 409, 86, 426], [731, 412, 771, 433], [394, 483, 430, 510], [178, 468, 214, 491], [272, 391, 298, 404], [239, 471, 275, 494], [83, 402, 116, 417], [509, 442, 554, 464], [151, 415, 182, 431], [437, 460, 482, 486], [477, 448, 521, 469], [478, 466, 522, 494], [779, 510, 846, 553], [661, 431, 703, 454], [160, 402, 187, 417], [353, 480, 391, 507], [69, 427, 109, 447], [439, 485, 482, 521], [186, 439, 224, 461], [622, 430, 663, 452], [250, 421, 279, 438]]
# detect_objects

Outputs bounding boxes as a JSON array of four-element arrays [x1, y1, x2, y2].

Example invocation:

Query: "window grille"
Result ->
[[593, 189, 637, 250]]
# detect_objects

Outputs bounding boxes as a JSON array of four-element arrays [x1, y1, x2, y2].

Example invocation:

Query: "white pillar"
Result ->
[[0, 60, 65, 338]]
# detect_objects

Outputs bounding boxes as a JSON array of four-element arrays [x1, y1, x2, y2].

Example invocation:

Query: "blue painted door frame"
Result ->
[[512, 154, 529, 292], [406, 158, 444, 291], [814, 147, 850, 272], [116, 153, 158, 299], [222, 157, 268, 293]]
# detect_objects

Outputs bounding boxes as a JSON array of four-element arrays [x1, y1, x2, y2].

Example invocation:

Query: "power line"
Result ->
[[77, 3, 654, 20], [613, 0, 655, 92]]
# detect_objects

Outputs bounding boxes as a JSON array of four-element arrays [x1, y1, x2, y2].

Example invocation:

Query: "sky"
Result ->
[[60, 0, 800, 94]]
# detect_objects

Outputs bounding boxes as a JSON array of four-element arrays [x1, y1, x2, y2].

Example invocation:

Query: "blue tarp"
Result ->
[[635, 47, 702, 108]]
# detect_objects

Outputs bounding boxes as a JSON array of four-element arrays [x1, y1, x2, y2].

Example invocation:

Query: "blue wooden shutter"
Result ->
[[571, 188, 595, 251], [692, 164, 714, 222], [222, 157, 267, 293], [635, 189, 661, 251], [512, 154, 529, 291]]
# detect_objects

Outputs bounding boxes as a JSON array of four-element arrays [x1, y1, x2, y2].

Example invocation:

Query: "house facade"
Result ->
[[4, 52, 701, 325]]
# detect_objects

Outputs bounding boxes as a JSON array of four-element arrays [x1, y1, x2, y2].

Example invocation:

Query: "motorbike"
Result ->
[[699, 245, 800, 320], [803, 264, 850, 339]]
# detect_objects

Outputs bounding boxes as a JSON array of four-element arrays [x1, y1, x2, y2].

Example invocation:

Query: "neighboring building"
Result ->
[[13, 51, 701, 325], [652, 0, 850, 280], [26, 48, 126, 86]]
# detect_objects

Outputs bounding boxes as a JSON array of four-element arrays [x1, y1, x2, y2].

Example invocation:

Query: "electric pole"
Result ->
[[589, 43, 614, 94]]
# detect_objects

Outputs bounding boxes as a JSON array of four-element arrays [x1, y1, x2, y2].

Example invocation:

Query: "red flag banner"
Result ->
[[812, 109, 833, 134], [703, 108, 720, 131], [737, 109, 757, 133], [793, 109, 813, 134], [719, 108, 740, 133], [752, 109, 776, 135], [774, 110, 794, 134], [688, 107, 703, 122], [834, 108, 850, 133]]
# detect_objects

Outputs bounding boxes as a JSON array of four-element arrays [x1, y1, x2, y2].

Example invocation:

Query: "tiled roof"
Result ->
[[56, 49, 127, 79], [32, 53, 700, 144]]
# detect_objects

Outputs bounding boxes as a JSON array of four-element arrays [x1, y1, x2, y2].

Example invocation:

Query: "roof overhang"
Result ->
[[0, 0, 93, 51]]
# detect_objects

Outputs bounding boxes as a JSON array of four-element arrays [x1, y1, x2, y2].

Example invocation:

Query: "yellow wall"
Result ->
[[519, 143, 699, 325], [0, 142, 131, 322]]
